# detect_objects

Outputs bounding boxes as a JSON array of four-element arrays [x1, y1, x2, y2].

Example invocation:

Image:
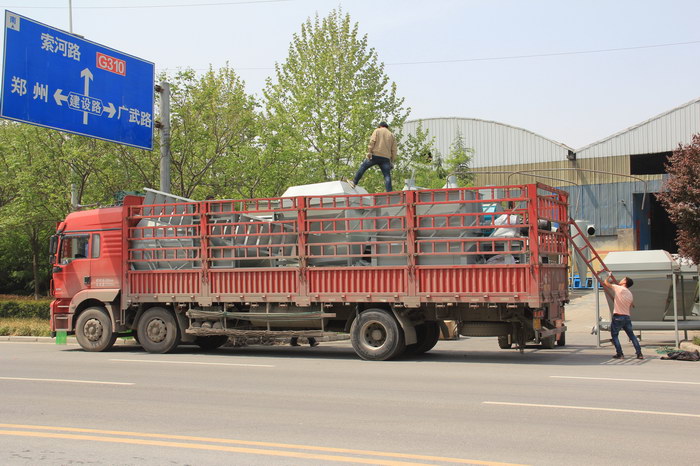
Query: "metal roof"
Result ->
[[402, 117, 574, 168], [574, 97, 700, 158], [404, 97, 700, 167]]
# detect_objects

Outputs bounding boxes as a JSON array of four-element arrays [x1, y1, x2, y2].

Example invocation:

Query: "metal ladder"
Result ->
[[563, 219, 615, 346], [565, 219, 615, 287]]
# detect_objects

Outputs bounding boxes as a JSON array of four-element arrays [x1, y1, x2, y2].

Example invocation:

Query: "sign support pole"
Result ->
[[68, 0, 73, 33], [68, 1, 79, 210], [158, 82, 171, 194]]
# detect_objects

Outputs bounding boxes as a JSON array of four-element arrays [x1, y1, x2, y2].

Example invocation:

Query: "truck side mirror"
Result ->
[[49, 235, 58, 265]]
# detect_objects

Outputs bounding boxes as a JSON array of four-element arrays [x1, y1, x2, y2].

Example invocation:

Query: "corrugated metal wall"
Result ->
[[471, 155, 665, 187], [402, 117, 573, 168], [559, 180, 663, 236]]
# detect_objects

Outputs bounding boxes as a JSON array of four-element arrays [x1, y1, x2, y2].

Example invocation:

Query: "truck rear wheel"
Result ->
[[137, 307, 181, 354], [540, 334, 556, 349], [196, 335, 229, 351], [75, 307, 117, 352], [350, 309, 405, 361], [498, 335, 513, 349], [557, 331, 566, 347], [406, 321, 440, 356]]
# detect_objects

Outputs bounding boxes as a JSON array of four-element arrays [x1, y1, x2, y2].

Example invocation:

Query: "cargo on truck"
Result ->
[[49, 181, 570, 360]]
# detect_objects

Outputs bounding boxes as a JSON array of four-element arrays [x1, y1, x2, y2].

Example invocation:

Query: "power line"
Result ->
[[386, 39, 700, 66], [2, 0, 291, 9], [156, 39, 700, 72]]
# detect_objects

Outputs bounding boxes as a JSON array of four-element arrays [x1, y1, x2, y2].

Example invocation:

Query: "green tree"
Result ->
[[444, 129, 474, 186], [262, 8, 415, 191], [165, 66, 261, 199], [0, 123, 71, 297], [394, 126, 473, 190]]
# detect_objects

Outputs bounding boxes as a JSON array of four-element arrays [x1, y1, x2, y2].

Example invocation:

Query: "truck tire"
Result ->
[[498, 335, 513, 349], [540, 334, 556, 349], [75, 307, 117, 352], [196, 335, 229, 351], [137, 307, 181, 354], [350, 309, 405, 361], [557, 331, 566, 347], [406, 321, 440, 356]]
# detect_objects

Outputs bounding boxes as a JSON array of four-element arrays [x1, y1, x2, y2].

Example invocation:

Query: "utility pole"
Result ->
[[156, 82, 171, 193]]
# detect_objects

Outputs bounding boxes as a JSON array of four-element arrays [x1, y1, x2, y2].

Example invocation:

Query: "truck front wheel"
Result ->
[[350, 309, 405, 361], [75, 307, 117, 352], [137, 307, 181, 354]]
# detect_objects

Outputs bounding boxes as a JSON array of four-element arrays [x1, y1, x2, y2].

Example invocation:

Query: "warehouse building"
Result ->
[[402, 97, 700, 254]]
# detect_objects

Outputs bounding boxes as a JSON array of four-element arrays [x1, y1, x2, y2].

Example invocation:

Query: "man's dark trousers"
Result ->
[[611, 314, 642, 356], [353, 155, 393, 192]]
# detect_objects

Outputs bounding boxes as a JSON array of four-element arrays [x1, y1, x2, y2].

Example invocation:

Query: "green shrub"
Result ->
[[0, 299, 51, 319], [694, 336, 700, 346], [0, 318, 51, 337]]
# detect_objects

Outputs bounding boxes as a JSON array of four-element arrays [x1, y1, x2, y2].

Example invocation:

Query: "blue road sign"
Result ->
[[1, 11, 154, 150]]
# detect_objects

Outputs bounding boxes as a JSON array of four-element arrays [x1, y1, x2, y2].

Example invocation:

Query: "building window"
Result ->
[[629, 151, 672, 175]]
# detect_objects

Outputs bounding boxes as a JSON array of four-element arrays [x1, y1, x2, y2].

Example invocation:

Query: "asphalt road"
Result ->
[[2, 295, 699, 465]]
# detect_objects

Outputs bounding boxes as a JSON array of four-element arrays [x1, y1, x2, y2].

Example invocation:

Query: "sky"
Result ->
[[2, 0, 700, 149]]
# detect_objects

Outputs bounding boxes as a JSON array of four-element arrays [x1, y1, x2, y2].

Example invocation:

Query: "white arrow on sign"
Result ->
[[103, 102, 116, 118], [53, 89, 68, 106], [80, 68, 94, 125]]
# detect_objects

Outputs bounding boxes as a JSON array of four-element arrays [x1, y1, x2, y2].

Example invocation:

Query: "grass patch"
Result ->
[[694, 336, 700, 346], [0, 318, 51, 337]]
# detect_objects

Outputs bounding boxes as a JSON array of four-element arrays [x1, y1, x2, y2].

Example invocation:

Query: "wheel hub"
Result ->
[[361, 321, 387, 348], [146, 318, 167, 343], [83, 318, 103, 342]]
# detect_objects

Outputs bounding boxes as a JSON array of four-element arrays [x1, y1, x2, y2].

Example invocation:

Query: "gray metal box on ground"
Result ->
[[603, 250, 699, 328]]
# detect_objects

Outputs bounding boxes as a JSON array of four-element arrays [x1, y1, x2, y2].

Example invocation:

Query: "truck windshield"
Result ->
[[59, 235, 90, 265]]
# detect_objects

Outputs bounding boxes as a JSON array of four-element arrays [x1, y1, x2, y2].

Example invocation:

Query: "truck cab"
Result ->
[[49, 205, 129, 347]]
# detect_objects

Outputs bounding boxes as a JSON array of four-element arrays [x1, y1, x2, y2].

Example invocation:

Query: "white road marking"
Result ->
[[0, 376, 133, 386], [483, 401, 700, 418], [109, 358, 274, 368], [551, 375, 700, 385]]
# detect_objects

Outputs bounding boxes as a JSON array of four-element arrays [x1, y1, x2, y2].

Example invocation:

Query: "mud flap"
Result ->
[[175, 310, 197, 343], [392, 310, 417, 345]]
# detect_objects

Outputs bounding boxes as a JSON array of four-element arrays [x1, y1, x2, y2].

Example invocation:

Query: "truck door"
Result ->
[[53, 234, 92, 298]]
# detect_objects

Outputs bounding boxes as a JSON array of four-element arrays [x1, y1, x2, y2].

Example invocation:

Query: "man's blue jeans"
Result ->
[[611, 314, 642, 356], [353, 155, 393, 192]]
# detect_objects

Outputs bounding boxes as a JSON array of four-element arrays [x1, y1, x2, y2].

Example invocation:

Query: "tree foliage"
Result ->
[[166, 67, 261, 199], [657, 134, 700, 263], [262, 8, 416, 190], [397, 126, 474, 190]]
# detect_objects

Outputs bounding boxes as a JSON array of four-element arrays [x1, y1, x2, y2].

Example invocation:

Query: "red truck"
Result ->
[[49, 182, 569, 360]]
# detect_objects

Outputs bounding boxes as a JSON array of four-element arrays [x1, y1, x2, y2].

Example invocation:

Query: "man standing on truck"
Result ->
[[602, 275, 644, 359], [348, 122, 397, 192]]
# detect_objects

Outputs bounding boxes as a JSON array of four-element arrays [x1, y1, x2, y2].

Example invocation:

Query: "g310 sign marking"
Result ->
[[96, 52, 126, 76], [1, 11, 154, 150]]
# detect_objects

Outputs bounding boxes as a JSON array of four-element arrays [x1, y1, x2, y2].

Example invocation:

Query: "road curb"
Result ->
[[0, 335, 139, 345]]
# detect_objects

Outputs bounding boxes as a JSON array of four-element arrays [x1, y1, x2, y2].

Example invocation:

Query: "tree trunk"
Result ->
[[28, 225, 41, 300]]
